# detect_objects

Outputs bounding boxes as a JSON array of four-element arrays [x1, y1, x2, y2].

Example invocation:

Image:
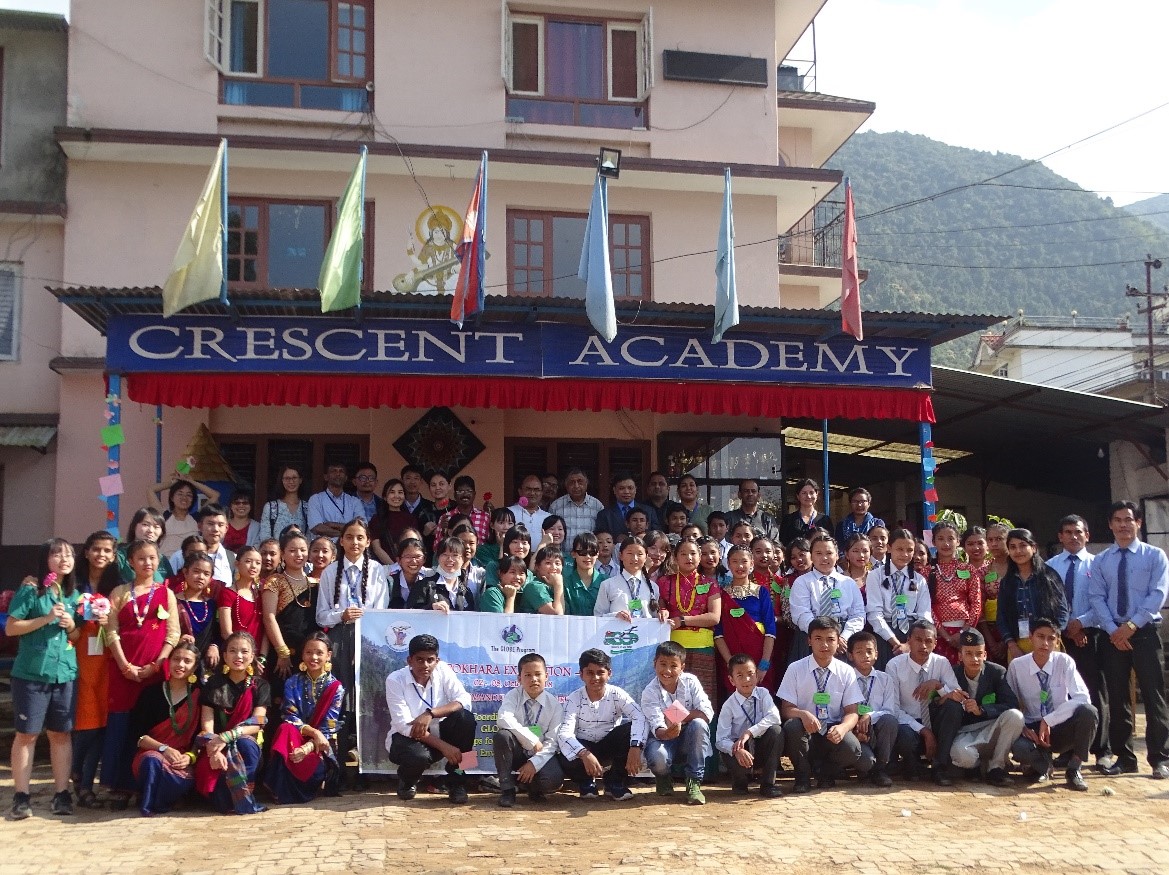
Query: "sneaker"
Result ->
[[1066, 768, 1088, 792], [869, 768, 893, 788], [498, 789, 517, 808], [578, 780, 599, 799], [759, 783, 783, 799], [448, 783, 469, 805], [1152, 764, 1169, 780], [655, 775, 675, 797], [816, 774, 837, 790], [685, 779, 706, 805], [986, 768, 1014, 788], [606, 785, 634, 801], [478, 774, 502, 793], [11, 793, 31, 821], [396, 782, 418, 801], [792, 781, 812, 794], [50, 791, 74, 816]]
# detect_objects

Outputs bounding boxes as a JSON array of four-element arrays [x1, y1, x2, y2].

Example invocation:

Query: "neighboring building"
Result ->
[[0, 11, 67, 551]]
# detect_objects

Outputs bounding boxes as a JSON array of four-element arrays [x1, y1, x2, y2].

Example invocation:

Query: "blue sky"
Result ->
[[7, 0, 1167, 206]]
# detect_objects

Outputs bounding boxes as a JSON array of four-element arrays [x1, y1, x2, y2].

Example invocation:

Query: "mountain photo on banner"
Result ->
[[827, 132, 1169, 366]]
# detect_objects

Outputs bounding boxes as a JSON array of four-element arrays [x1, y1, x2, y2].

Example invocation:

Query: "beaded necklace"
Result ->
[[302, 670, 330, 714], [163, 680, 198, 737], [182, 595, 210, 626], [672, 572, 699, 615], [234, 578, 260, 631], [130, 580, 158, 627]]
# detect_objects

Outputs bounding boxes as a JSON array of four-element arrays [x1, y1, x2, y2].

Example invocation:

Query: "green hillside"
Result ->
[[1125, 193, 1169, 234], [827, 132, 1169, 365]]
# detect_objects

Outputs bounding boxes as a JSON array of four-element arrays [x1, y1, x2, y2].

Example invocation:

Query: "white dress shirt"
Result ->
[[865, 563, 933, 643], [777, 655, 862, 725], [790, 570, 865, 639], [170, 543, 234, 587], [1046, 548, 1096, 630], [593, 571, 656, 618], [885, 652, 959, 731], [640, 673, 714, 733], [508, 504, 551, 534], [1006, 651, 1091, 728], [496, 686, 563, 771], [384, 661, 472, 741], [556, 685, 647, 759], [851, 667, 903, 723], [715, 687, 782, 754], [315, 555, 390, 628], [306, 488, 366, 535]]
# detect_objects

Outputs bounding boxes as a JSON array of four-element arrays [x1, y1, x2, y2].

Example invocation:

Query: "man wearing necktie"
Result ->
[[1052, 514, 1112, 770], [1087, 501, 1169, 778]]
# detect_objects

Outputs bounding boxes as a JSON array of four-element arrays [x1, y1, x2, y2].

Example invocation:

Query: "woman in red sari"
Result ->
[[195, 631, 270, 814], [264, 632, 344, 803], [218, 547, 268, 666], [131, 642, 202, 816], [102, 540, 180, 808], [714, 544, 778, 695], [657, 539, 722, 703]]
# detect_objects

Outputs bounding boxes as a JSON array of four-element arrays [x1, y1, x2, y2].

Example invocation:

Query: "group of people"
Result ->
[[6, 455, 1167, 817]]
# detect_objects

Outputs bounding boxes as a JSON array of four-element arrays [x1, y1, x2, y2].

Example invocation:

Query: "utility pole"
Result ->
[[1126, 254, 1167, 404]]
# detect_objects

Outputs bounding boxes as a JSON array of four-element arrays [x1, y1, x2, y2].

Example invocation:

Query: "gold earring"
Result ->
[[246, 664, 254, 676], [188, 674, 197, 684], [299, 662, 308, 672], [324, 661, 332, 673], [222, 664, 231, 675]]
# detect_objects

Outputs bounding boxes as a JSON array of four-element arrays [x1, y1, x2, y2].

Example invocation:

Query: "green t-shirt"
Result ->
[[479, 572, 546, 613], [564, 566, 602, 616], [8, 583, 81, 684], [116, 545, 173, 584]]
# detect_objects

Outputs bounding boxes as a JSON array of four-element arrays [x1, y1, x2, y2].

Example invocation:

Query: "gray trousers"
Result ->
[[783, 717, 867, 782], [493, 730, 565, 795], [949, 709, 1025, 773], [858, 712, 899, 770], [1010, 704, 1099, 773]]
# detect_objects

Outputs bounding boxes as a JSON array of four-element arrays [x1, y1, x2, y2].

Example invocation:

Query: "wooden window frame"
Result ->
[[214, 433, 370, 504], [0, 261, 20, 362], [227, 197, 374, 291], [505, 437, 651, 505], [505, 208, 650, 301]]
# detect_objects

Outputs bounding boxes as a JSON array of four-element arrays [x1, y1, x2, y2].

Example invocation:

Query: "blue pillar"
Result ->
[[106, 374, 122, 537], [920, 421, 935, 537], [821, 419, 830, 502]]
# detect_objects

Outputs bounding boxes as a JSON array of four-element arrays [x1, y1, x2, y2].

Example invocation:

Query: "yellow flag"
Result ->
[[319, 147, 368, 313], [162, 139, 226, 317]]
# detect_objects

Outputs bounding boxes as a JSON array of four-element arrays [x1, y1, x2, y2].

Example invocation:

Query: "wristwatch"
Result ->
[[424, 708, 434, 718], [630, 741, 645, 749], [1126, 620, 1138, 631], [157, 744, 169, 754], [679, 616, 686, 629]]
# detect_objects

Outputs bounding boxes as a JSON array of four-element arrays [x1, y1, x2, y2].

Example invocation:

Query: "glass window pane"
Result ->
[[627, 273, 641, 297], [244, 206, 259, 227], [244, 259, 258, 282], [338, 29, 350, 51], [338, 55, 350, 77], [612, 248, 626, 269], [529, 247, 543, 268], [512, 22, 540, 93], [610, 28, 638, 99], [628, 223, 641, 245], [529, 220, 543, 242], [223, 80, 295, 107], [612, 223, 625, 245], [244, 231, 259, 256], [228, 205, 242, 228], [352, 30, 365, 53], [229, 0, 259, 74], [546, 21, 603, 99], [227, 261, 240, 281], [300, 85, 366, 110], [268, 203, 327, 287], [512, 270, 527, 292], [269, 0, 329, 80], [338, 3, 350, 25], [514, 247, 527, 268], [353, 5, 364, 26], [551, 215, 587, 299], [629, 247, 641, 268], [353, 57, 365, 78], [513, 217, 527, 242]]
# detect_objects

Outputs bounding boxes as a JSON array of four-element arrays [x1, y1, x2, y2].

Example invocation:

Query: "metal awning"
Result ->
[[0, 425, 58, 451]]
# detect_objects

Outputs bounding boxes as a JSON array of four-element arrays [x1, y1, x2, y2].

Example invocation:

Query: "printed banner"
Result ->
[[354, 610, 670, 775], [105, 314, 931, 388]]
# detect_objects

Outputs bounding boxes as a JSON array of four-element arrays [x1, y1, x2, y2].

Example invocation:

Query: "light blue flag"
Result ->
[[712, 167, 738, 343], [578, 173, 616, 342]]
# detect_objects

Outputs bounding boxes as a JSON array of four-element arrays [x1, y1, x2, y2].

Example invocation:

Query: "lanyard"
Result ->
[[622, 572, 644, 602], [814, 666, 832, 694], [327, 490, 347, 518], [860, 675, 875, 705], [412, 682, 434, 711], [739, 693, 757, 724], [523, 698, 543, 726]]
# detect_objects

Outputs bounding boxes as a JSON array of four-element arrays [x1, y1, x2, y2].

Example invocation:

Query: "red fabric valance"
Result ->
[[125, 373, 935, 422]]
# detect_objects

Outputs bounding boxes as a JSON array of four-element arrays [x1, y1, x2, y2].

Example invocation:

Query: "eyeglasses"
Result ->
[[574, 548, 600, 556], [354, 474, 377, 483]]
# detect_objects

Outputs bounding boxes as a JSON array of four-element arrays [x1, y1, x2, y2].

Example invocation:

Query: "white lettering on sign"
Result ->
[[189, 327, 236, 361], [812, 343, 872, 375], [281, 328, 313, 360], [669, 339, 716, 369], [569, 336, 619, 366], [769, 341, 807, 371], [128, 325, 182, 360], [370, 330, 408, 362], [315, 328, 365, 362], [620, 336, 668, 367], [415, 331, 469, 363], [240, 327, 278, 360], [875, 346, 916, 377], [475, 332, 523, 364], [722, 339, 769, 370]]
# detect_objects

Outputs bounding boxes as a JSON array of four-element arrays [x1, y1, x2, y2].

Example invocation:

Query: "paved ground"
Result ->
[[2, 725, 1168, 875]]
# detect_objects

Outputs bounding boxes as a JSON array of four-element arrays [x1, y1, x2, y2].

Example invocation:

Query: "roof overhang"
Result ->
[[0, 414, 59, 453], [777, 93, 875, 168]]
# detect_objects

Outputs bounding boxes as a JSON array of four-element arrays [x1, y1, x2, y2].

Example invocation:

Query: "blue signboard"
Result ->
[[105, 315, 931, 388]]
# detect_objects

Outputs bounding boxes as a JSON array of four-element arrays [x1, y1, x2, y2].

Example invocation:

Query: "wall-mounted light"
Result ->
[[598, 147, 622, 179]]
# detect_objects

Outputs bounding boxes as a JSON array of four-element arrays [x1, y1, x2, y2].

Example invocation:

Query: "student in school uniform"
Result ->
[[384, 635, 477, 804], [714, 653, 784, 798], [555, 648, 647, 801], [865, 528, 933, 668], [493, 652, 564, 807], [640, 641, 714, 805], [1007, 618, 1098, 791], [789, 533, 865, 663], [930, 628, 1024, 788], [779, 616, 868, 792], [846, 631, 902, 788], [886, 619, 964, 785]]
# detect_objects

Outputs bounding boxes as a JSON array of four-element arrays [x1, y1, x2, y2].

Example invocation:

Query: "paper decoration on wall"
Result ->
[[178, 425, 236, 482], [101, 424, 125, 447], [99, 474, 124, 497], [392, 407, 484, 479]]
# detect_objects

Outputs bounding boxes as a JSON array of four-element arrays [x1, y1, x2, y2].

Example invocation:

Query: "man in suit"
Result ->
[[593, 472, 652, 538], [1088, 500, 1169, 779], [929, 629, 1024, 788]]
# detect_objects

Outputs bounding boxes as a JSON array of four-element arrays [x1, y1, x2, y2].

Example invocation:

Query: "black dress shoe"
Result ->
[[1151, 763, 1169, 780], [1065, 768, 1089, 792], [1101, 761, 1139, 777], [869, 768, 893, 788], [933, 767, 954, 787], [985, 768, 1014, 788]]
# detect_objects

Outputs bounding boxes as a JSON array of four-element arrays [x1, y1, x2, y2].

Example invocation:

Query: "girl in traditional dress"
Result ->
[[714, 544, 778, 695], [195, 631, 269, 814], [218, 546, 268, 669], [658, 539, 721, 705], [175, 551, 220, 679], [264, 632, 344, 804], [116, 507, 174, 584], [967, 525, 1007, 664], [262, 532, 319, 683], [750, 536, 792, 679], [102, 540, 180, 808], [926, 521, 982, 664], [308, 536, 336, 579], [131, 642, 202, 816]]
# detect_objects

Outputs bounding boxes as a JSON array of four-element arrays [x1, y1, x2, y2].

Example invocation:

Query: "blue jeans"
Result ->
[[645, 720, 711, 781]]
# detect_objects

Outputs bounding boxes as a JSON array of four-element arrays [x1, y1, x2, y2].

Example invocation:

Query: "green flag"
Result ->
[[319, 147, 368, 312]]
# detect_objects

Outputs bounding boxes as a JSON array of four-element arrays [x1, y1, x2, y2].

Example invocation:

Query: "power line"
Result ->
[[862, 208, 1169, 237], [862, 255, 1151, 271]]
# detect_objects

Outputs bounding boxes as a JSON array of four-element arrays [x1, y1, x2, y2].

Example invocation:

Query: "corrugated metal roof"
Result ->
[[0, 10, 68, 32], [0, 426, 57, 450], [48, 285, 1002, 346], [776, 92, 876, 112]]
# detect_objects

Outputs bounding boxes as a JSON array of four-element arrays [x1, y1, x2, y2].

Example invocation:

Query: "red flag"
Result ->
[[840, 178, 863, 341], [450, 151, 488, 327]]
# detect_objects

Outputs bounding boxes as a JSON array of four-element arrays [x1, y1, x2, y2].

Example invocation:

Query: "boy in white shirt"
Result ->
[[493, 652, 564, 807], [1007, 617, 1098, 791], [385, 634, 476, 804], [715, 653, 784, 798], [640, 641, 714, 805], [886, 619, 964, 785], [555, 648, 647, 801], [847, 631, 902, 788], [779, 616, 867, 791], [790, 534, 865, 654]]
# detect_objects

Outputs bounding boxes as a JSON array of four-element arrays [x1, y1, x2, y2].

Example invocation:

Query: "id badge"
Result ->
[[813, 690, 831, 721], [1018, 618, 1030, 639], [628, 598, 644, 614], [857, 704, 873, 716], [87, 634, 104, 657]]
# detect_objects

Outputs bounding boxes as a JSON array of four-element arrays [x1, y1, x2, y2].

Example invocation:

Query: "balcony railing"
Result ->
[[779, 199, 843, 269]]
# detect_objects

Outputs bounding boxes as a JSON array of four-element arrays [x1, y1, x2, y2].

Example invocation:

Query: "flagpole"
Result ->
[[355, 145, 368, 315], [219, 139, 229, 307]]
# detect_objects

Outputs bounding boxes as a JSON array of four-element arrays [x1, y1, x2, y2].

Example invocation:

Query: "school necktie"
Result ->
[[524, 699, 536, 726], [814, 666, 829, 688], [818, 576, 834, 617], [1116, 549, 1129, 620], [1037, 669, 1051, 717], [346, 565, 360, 604], [1063, 555, 1078, 608]]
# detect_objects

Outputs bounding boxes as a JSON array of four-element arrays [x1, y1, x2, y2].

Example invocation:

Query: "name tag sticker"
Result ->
[[956, 569, 971, 579], [984, 571, 999, 583], [894, 594, 909, 606], [528, 725, 543, 738], [829, 588, 842, 599], [729, 607, 746, 618], [628, 599, 643, 613], [1039, 690, 1052, 703], [981, 693, 996, 705], [87, 635, 104, 657], [857, 704, 873, 715], [695, 584, 711, 595], [1018, 618, 1030, 638], [813, 692, 832, 705]]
